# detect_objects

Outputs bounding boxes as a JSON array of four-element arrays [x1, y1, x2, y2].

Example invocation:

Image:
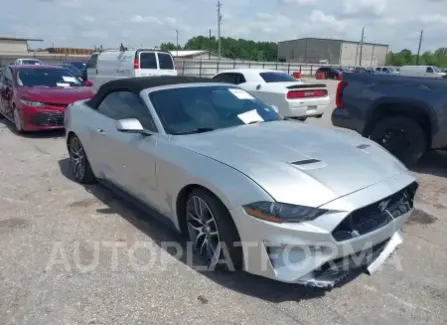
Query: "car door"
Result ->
[[94, 91, 159, 205], [136, 51, 158, 77]]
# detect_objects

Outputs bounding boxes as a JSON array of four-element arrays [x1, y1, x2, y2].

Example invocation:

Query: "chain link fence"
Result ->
[[0, 53, 346, 77]]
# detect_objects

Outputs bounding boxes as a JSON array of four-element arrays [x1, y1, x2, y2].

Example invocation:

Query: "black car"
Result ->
[[61, 63, 83, 80], [63, 61, 86, 71], [315, 66, 342, 79]]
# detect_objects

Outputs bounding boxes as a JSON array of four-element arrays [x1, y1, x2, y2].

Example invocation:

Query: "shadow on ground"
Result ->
[[58, 158, 362, 303], [412, 151, 447, 178], [0, 118, 65, 139]]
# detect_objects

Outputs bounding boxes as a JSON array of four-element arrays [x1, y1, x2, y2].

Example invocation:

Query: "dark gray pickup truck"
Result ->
[[331, 72, 447, 165]]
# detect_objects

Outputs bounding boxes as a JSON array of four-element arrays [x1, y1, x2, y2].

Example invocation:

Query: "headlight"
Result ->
[[243, 201, 326, 223], [20, 99, 45, 107]]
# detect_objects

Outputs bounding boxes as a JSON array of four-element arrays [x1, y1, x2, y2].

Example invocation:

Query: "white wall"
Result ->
[[0, 40, 28, 53], [340, 42, 388, 67]]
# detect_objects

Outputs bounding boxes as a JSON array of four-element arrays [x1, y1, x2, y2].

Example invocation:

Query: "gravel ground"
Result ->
[[0, 82, 446, 325]]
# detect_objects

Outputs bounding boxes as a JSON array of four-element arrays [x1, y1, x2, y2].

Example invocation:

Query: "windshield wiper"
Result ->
[[172, 127, 216, 135]]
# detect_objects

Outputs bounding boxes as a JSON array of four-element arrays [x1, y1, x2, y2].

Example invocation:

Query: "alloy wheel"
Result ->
[[69, 137, 86, 181], [186, 195, 221, 268]]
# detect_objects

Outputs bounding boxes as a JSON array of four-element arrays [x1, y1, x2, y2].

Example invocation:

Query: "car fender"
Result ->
[[367, 97, 438, 134], [154, 145, 274, 231]]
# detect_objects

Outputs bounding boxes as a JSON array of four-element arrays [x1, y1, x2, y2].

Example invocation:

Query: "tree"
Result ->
[[162, 35, 278, 61], [386, 48, 447, 67]]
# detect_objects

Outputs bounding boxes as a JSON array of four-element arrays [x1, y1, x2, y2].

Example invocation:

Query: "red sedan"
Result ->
[[0, 64, 94, 133]]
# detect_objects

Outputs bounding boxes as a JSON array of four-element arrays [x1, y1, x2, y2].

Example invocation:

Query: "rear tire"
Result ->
[[297, 117, 307, 122], [315, 114, 323, 118], [186, 188, 243, 272], [67, 135, 97, 184], [368, 116, 426, 166]]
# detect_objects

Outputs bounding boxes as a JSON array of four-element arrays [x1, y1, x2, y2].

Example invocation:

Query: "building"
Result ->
[[0, 36, 43, 53], [277, 37, 389, 67]]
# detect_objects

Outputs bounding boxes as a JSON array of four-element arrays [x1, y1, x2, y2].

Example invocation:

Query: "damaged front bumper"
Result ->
[[296, 231, 403, 289]]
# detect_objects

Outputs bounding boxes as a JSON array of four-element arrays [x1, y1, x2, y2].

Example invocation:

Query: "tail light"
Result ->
[[335, 81, 348, 108], [287, 89, 328, 99], [133, 57, 139, 69]]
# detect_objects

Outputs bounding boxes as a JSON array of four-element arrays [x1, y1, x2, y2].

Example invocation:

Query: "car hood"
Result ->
[[18, 86, 94, 104], [173, 121, 408, 207]]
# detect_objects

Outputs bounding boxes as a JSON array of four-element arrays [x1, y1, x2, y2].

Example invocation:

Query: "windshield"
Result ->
[[68, 62, 86, 70], [17, 68, 83, 87], [22, 60, 40, 65], [149, 85, 282, 134], [432, 66, 442, 72], [64, 65, 82, 75], [259, 72, 297, 82]]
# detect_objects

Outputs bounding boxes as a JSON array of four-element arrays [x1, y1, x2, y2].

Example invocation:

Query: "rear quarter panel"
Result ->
[[342, 73, 447, 144]]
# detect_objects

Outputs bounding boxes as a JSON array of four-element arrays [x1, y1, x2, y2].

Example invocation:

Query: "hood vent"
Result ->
[[357, 144, 370, 150], [290, 158, 327, 170], [291, 159, 321, 165]]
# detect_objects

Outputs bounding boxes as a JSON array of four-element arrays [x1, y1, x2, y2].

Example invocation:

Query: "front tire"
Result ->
[[68, 135, 97, 184], [368, 116, 426, 166], [13, 107, 24, 133], [186, 189, 243, 272]]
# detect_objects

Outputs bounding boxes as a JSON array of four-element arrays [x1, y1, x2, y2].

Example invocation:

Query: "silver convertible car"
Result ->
[[65, 76, 418, 288]]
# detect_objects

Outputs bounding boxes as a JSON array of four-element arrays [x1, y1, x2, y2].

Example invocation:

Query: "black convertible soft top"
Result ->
[[87, 76, 214, 108]]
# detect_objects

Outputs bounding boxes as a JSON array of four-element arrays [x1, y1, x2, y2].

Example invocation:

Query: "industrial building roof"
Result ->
[[0, 36, 43, 42], [278, 37, 388, 48]]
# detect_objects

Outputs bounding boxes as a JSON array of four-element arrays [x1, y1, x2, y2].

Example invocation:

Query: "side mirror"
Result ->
[[115, 118, 151, 135], [83, 80, 93, 86]]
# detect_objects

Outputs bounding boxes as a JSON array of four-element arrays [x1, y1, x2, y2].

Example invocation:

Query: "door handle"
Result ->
[[96, 128, 105, 134]]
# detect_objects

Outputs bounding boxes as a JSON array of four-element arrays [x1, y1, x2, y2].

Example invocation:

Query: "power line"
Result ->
[[416, 30, 423, 65], [217, 0, 222, 60]]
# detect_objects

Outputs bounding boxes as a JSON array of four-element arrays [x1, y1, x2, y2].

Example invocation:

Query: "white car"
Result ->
[[12, 58, 41, 65], [212, 69, 330, 121]]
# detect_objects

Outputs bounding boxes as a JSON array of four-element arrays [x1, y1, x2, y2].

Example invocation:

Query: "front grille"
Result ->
[[44, 103, 68, 108], [31, 112, 64, 126], [332, 182, 418, 241]]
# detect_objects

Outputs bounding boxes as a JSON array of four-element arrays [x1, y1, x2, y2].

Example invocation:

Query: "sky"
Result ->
[[2, 0, 447, 52]]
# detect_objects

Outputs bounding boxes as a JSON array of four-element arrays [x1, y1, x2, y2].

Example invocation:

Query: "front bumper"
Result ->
[[230, 171, 416, 287], [21, 105, 65, 131]]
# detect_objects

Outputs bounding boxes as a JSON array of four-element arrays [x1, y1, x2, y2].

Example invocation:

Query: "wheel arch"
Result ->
[[175, 184, 237, 236], [364, 100, 435, 148]]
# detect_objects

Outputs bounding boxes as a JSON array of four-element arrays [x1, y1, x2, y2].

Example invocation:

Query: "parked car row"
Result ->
[[0, 63, 93, 132], [0, 52, 420, 288]]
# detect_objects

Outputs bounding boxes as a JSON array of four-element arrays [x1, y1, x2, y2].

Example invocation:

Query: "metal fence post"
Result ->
[[287, 63, 290, 74], [182, 60, 185, 76], [199, 61, 202, 77]]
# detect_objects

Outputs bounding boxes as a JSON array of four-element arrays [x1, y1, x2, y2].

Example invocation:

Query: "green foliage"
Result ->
[[387, 48, 447, 67], [161, 35, 278, 61]]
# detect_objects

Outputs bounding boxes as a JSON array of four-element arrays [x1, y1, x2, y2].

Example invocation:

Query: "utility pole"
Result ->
[[217, 0, 222, 60], [359, 26, 365, 66], [416, 30, 423, 65], [209, 29, 212, 59], [175, 29, 179, 57]]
